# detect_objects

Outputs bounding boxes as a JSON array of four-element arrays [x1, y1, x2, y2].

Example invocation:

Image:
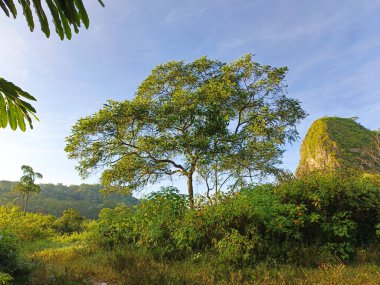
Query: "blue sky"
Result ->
[[1, 0, 379, 192]]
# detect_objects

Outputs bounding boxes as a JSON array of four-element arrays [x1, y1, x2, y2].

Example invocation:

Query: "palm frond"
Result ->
[[1, 1, 105, 131], [0, 0, 105, 40], [0, 77, 38, 131]]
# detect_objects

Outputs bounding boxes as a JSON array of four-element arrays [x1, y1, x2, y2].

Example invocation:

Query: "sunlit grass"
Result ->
[[27, 244, 380, 285]]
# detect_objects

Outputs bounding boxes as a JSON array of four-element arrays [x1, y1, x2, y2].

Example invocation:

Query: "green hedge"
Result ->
[[90, 171, 380, 265]]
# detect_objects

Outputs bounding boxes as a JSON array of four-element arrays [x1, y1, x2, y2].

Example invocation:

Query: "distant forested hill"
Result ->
[[0, 181, 139, 218]]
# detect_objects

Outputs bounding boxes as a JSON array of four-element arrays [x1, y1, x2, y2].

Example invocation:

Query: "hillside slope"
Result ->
[[296, 117, 378, 176], [0, 181, 139, 218]]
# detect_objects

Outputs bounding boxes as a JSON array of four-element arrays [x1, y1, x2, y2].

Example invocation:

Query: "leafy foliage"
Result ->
[[275, 170, 380, 260], [52, 209, 84, 234], [0, 205, 56, 240], [90, 172, 379, 264], [92, 187, 188, 257], [0, 78, 38, 131], [0, 273, 13, 285], [65, 54, 306, 207], [0, 230, 28, 279], [1, 0, 105, 131], [0, 0, 105, 40]]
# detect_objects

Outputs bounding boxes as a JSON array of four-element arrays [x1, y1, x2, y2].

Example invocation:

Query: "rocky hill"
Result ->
[[296, 117, 379, 176]]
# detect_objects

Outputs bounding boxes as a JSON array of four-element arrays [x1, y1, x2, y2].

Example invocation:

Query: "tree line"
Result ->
[[0, 179, 138, 218]]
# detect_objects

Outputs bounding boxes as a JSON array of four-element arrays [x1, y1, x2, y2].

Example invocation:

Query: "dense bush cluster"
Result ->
[[91, 171, 380, 265], [0, 206, 87, 283], [52, 209, 85, 234], [0, 206, 56, 240], [0, 206, 86, 240], [275, 171, 380, 260], [0, 230, 28, 282]]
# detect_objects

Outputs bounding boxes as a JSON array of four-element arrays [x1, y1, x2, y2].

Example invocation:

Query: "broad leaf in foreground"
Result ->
[[0, 78, 38, 131], [1, 0, 105, 130]]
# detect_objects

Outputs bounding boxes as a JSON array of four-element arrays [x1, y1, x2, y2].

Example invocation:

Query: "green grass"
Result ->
[[26, 243, 380, 285], [20, 239, 66, 255]]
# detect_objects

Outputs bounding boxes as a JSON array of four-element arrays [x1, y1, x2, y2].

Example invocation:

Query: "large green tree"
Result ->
[[14, 165, 43, 212], [65, 54, 307, 208], [0, 0, 105, 131]]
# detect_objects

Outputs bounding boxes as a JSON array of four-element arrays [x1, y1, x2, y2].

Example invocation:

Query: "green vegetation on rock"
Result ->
[[296, 117, 378, 176]]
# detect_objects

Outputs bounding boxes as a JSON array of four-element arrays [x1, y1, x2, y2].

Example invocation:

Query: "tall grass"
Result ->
[[28, 245, 380, 285]]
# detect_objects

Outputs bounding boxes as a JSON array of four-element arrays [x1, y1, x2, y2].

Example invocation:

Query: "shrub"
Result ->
[[0, 205, 56, 240], [0, 230, 29, 278], [275, 170, 380, 259], [52, 209, 85, 234], [89, 171, 379, 264], [0, 230, 19, 274], [91, 186, 188, 259], [214, 229, 256, 265], [90, 204, 134, 249], [133, 186, 188, 257], [0, 273, 13, 285]]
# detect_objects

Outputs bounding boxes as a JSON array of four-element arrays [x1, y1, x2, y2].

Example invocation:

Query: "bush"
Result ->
[[0, 230, 28, 278], [0, 230, 19, 274], [91, 187, 188, 258], [275, 170, 380, 260], [89, 171, 379, 264], [0, 273, 13, 285], [214, 229, 256, 265], [52, 209, 85, 234], [0, 205, 56, 240], [90, 204, 134, 249]]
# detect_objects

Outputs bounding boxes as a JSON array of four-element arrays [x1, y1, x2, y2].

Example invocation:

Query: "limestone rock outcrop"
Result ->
[[296, 117, 378, 177]]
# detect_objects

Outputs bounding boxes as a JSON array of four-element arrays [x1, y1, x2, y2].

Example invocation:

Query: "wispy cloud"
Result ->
[[165, 6, 207, 24], [1, 0, 380, 185]]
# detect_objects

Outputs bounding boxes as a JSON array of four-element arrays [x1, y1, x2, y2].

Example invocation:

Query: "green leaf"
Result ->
[[98, 0, 105, 8], [6, 98, 17, 130], [4, 0, 17, 18], [58, 7, 72, 39], [63, 0, 80, 26], [0, 94, 8, 128], [0, 77, 38, 130], [46, 0, 64, 40], [32, 0, 51, 38], [74, 0, 89, 28], [16, 105, 27, 131], [0, 1, 10, 17], [0, 0, 105, 40], [18, 90, 37, 102], [19, 0, 35, 32]]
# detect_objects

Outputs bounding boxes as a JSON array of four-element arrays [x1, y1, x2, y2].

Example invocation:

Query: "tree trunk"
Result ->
[[24, 192, 29, 213], [21, 193, 25, 210], [187, 173, 194, 209], [214, 161, 218, 194]]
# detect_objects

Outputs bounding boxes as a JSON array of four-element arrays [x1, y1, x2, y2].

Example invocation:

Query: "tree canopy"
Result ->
[[65, 54, 307, 208], [1, 0, 105, 131]]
